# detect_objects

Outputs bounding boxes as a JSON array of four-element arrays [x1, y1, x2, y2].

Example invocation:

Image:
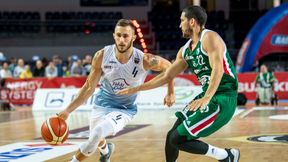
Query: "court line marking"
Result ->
[[269, 114, 288, 120], [239, 108, 255, 118], [0, 142, 80, 162], [240, 106, 288, 119]]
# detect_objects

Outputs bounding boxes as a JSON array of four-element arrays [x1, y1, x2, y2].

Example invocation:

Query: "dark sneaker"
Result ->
[[99, 142, 115, 162], [219, 148, 240, 162]]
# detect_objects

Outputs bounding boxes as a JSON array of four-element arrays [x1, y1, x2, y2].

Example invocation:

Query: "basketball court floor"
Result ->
[[1, 104, 288, 162]]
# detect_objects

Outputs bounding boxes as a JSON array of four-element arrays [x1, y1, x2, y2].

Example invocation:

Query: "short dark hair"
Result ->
[[182, 5, 207, 27], [115, 19, 135, 32]]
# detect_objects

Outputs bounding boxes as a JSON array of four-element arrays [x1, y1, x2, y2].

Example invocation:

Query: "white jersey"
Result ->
[[94, 44, 148, 116]]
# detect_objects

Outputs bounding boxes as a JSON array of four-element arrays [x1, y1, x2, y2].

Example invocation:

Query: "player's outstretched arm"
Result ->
[[142, 53, 176, 107], [144, 53, 174, 94], [57, 50, 104, 120], [116, 48, 187, 95]]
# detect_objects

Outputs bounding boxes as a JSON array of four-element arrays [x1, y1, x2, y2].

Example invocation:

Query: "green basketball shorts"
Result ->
[[175, 92, 237, 140]]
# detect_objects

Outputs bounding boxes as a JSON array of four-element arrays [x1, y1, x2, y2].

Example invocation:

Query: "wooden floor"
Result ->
[[1, 104, 288, 162]]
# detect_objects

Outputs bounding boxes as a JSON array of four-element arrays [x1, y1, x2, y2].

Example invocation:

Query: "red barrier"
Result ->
[[236, 72, 287, 100], [148, 72, 288, 100], [3, 72, 288, 105], [3, 77, 86, 105]]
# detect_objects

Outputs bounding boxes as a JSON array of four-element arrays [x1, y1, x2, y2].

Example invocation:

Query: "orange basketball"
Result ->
[[41, 117, 69, 145]]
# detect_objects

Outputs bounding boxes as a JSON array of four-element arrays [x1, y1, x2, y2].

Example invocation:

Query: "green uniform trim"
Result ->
[[176, 29, 238, 140]]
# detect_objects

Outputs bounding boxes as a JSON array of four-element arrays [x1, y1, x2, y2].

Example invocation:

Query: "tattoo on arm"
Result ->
[[149, 55, 159, 67]]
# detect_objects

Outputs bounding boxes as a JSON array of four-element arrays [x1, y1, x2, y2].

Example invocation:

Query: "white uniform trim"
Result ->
[[199, 29, 211, 56], [183, 105, 220, 136], [182, 39, 192, 58], [223, 46, 235, 78], [200, 29, 235, 78]]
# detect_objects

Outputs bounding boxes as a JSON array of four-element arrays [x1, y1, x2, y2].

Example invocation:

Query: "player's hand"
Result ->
[[116, 87, 139, 95], [56, 110, 70, 120], [187, 96, 211, 112], [164, 93, 175, 107]]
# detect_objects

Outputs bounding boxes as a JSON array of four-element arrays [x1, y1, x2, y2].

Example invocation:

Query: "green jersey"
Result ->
[[182, 29, 238, 95], [255, 72, 275, 88]]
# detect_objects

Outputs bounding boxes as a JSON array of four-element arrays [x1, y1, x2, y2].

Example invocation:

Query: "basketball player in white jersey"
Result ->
[[57, 19, 175, 162]]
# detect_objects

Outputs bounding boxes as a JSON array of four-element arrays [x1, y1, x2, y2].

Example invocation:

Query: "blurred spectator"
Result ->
[[13, 58, 25, 78], [71, 59, 86, 77], [19, 65, 33, 79], [274, 64, 284, 72], [45, 61, 58, 78], [67, 55, 78, 69], [53, 55, 64, 77], [0, 52, 6, 63], [41, 57, 49, 67], [83, 55, 92, 75], [8, 57, 17, 75], [33, 60, 45, 77], [0, 62, 12, 79], [255, 64, 277, 105], [66, 56, 73, 71], [62, 66, 70, 77]]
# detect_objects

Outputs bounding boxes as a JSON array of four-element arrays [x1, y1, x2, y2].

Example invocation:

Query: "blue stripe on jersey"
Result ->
[[95, 87, 137, 109], [94, 44, 147, 114]]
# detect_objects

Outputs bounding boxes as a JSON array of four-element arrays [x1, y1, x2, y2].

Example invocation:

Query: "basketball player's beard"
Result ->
[[182, 28, 193, 39], [116, 40, 133, 53]]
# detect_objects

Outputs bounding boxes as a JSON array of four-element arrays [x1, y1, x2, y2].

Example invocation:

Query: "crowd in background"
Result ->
[[1, 53, 287, 81], [0, 54, 93, 79]]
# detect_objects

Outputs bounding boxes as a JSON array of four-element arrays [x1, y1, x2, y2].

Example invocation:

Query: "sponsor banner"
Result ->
[[271, 34, 288, 46], [174, 73, 288, 100], [4, 77, 86, 105], [32, 88, 98, 111], [4, 72, 288, 105], [32, 86, 203, 111], [136, 86, 202, 109], [238, 72, 288, 100], [0, 142, 80, 162], [145, 74, 200, 86]]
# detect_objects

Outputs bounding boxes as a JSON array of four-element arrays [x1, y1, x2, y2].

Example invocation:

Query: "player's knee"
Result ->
[[92, 125, 106, 139], [80, 126, 104, 156]]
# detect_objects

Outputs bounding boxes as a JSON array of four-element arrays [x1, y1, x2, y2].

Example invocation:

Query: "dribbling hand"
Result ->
[[56, 110, 70, 121]]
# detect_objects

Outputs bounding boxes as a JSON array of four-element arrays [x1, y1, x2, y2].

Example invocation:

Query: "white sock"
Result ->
[[98, 141, 109, 155], [205, 145, 228, 160], [71, 155, 80, 162]]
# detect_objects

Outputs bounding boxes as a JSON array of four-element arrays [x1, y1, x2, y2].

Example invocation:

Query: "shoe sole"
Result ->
[[230, 148, 240, 162]]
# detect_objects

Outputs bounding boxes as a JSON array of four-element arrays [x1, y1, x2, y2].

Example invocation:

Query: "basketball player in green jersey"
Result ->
[[117, 5, 240, 162]]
